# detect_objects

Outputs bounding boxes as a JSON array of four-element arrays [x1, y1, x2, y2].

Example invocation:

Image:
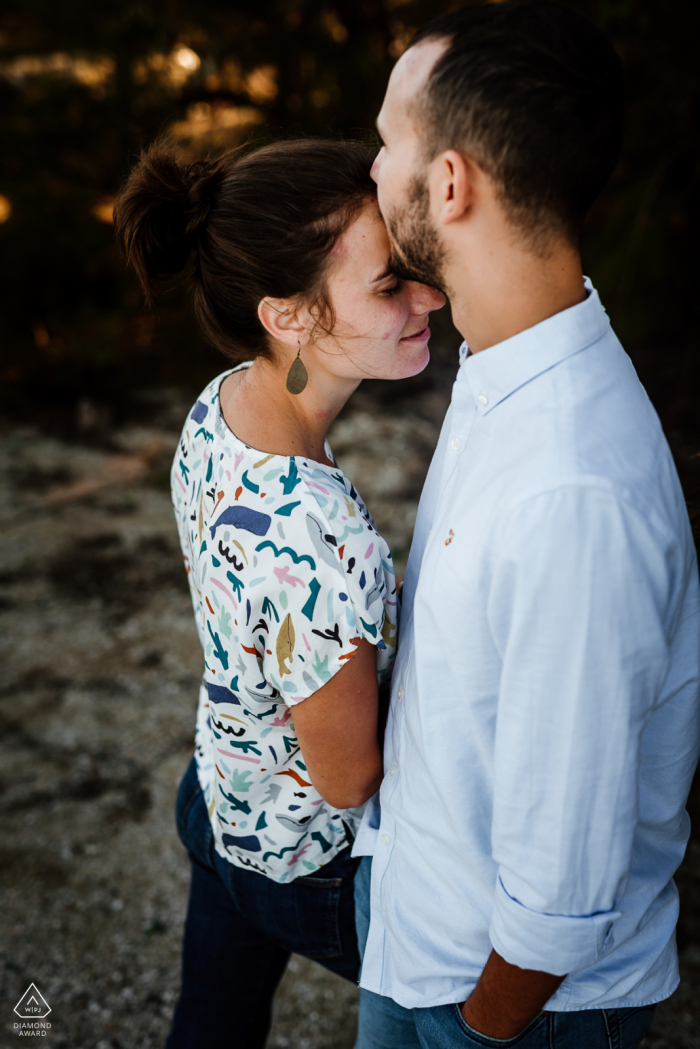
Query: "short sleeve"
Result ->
[[207, 487, 396, 708]]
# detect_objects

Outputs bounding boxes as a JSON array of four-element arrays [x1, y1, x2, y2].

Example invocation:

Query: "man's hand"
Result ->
[[461, 950, 565, 1040]]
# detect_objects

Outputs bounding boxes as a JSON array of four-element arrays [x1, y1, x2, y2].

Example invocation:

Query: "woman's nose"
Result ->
[[370, 149, 384, 185], [410, 283, 446, 314]]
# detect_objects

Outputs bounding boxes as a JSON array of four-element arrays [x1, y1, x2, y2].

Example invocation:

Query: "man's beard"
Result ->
[[383, 173, 448, 294]]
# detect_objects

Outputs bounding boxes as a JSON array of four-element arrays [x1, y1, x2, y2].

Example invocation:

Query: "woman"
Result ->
[[113, 138, 444, 1048]]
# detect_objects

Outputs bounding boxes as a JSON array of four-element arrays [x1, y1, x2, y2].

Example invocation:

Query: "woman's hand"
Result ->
[[290, 639, 382, 810]]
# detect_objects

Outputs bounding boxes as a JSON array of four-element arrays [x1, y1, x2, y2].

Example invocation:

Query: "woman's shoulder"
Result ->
[[210, 462, 395, 704], [289, 462, 396, 651], [203, 453, 380, 568], [180, 416, 396, 703], [175, 371, 369, 532], [174, 369, 392, 589], [177, 369, 234, 450]]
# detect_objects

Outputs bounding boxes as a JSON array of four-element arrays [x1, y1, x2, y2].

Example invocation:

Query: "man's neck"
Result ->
[[448, 236, 586, 354]]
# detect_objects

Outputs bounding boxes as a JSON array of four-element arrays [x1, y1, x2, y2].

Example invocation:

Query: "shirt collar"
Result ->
[[457, 278, 610, 414]]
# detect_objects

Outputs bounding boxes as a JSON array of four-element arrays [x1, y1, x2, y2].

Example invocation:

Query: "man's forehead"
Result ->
[[385, 37, 449, 116]]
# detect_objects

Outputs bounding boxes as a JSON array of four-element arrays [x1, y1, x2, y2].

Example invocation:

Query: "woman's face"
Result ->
[[310, 199, 446, 382]]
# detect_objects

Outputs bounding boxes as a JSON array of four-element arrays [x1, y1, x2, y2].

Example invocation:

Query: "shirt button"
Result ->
[[451, 436, 462, 451], [477, 393, 489, 406], [389, 765, 397, 777], [382, 833, 391, 846], [396, 687, 404, 700]]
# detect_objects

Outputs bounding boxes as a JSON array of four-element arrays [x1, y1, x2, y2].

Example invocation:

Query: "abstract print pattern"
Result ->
[[171, 367, 398, 882]]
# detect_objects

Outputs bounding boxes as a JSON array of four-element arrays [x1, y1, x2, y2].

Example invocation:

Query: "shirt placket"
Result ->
[[436, 373, 478, 494], [370, 378, 479, 994]]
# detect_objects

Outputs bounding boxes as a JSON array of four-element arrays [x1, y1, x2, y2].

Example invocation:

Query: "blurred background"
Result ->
[[1, 2, 699, 1047], [1, 0, 699, 461]]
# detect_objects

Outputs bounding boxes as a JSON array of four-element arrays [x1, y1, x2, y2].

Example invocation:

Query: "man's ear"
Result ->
[[257, 297, 310, 347], [431, 150, 477, 226]]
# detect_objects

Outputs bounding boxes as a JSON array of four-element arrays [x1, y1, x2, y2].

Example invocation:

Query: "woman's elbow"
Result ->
[[320, 770, 383, 810]]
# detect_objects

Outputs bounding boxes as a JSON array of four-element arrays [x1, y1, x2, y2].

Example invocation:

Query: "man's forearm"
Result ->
[[462, 949, 565, 1039]]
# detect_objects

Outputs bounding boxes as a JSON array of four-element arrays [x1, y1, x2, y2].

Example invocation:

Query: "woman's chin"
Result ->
[[350, 342, 430, 382], [365, 355, 430, 382], [395, 342, 431, 379]]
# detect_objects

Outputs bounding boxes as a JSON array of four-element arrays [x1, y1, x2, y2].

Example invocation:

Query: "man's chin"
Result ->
[[389, 250, 447, 294], [382, 186, 448, 292]]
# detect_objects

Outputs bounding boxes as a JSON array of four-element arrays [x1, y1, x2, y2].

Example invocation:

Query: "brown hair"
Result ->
[[113, 139, 377, 362]]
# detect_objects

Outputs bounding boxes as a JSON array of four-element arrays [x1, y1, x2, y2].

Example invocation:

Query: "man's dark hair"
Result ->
[[410, 0, 624, 247]]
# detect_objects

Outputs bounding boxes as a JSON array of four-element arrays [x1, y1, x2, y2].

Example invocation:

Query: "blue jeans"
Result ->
[[165, 756, 361, 1049], [354, 856, 656, 1049]]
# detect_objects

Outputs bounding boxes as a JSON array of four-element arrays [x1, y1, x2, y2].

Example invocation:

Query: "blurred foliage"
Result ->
[[0, 1, 698, 468]]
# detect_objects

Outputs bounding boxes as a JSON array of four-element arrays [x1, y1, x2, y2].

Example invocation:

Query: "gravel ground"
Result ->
[[0, 369, 698, 1048]]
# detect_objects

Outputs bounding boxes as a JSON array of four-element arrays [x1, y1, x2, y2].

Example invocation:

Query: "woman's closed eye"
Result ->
[[380, 279, 403, 297]]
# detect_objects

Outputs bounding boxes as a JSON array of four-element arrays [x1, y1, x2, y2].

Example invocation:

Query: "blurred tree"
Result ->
[[574, 0, 700, 473], [0, 0, 698, 490]]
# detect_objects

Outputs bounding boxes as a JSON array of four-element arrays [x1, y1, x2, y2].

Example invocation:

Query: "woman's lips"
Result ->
[[400, 324, 430, 342]]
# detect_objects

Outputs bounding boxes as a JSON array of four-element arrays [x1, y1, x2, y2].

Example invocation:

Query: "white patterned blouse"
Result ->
[[171, 365, 397, 882]]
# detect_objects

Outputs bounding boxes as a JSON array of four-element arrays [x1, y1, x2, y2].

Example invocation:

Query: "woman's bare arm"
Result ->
[[290, 639, 382, 809]]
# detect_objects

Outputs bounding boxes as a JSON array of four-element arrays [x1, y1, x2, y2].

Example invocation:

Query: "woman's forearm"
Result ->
[[291, 639, 383, 809]]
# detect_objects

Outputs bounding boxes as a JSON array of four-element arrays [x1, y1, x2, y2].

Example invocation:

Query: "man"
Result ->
[[351, 3, 700, 1048]]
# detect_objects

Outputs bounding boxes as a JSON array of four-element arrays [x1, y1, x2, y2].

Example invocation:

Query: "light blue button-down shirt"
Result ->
[[354, 281, 700, 1011]]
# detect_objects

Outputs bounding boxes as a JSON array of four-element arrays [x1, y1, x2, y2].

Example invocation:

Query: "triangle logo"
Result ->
[[14, 983, 51, 1019]]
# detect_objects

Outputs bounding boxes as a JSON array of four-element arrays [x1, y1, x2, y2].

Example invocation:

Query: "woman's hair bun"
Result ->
[[113, 144, 224, 304], [115, 137, 376, 366]]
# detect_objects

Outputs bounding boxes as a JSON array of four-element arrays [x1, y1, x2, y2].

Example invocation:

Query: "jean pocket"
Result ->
[[286, 874, 344, 959], [606, 1006, 656, 1049], [453, 1004, 547, 1047], [175, 759, 213, 868]]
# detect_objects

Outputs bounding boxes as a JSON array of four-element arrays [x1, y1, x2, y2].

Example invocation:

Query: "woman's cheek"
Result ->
[[379, 301, 409, 341]]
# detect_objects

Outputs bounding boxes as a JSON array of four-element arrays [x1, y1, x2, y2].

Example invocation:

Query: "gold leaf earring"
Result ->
[[286, 339, 308, 395]]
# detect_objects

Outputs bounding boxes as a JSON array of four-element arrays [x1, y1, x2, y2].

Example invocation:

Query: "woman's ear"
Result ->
[[257, 297, 310, 347], [431, 150, 477, 227]]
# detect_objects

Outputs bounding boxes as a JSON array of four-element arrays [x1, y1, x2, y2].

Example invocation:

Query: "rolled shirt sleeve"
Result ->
[[487, 483, 673, 975]]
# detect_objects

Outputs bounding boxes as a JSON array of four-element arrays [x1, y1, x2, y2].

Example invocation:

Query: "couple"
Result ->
[[114, 3, 700, 1048]]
